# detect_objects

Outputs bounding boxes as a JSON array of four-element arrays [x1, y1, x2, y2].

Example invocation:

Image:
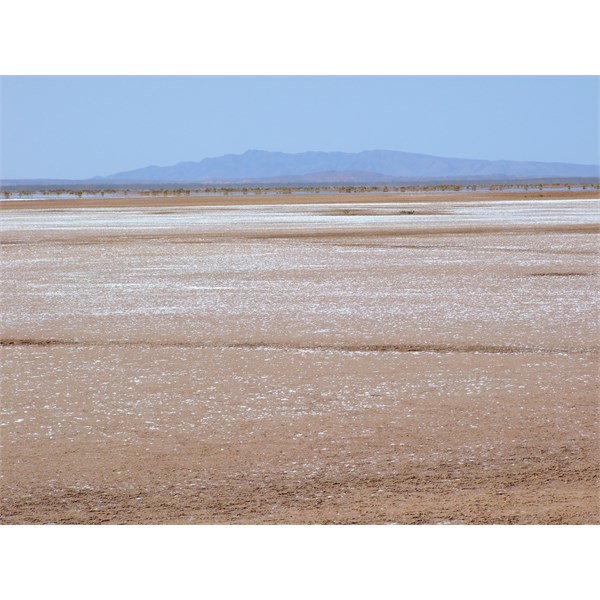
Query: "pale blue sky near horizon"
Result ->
[[1, 75, 598, 180]]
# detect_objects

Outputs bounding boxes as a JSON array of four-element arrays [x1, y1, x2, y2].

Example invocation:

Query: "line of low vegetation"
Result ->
[[1, 179, 599, 200]]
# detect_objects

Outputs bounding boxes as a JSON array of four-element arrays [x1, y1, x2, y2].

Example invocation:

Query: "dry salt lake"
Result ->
[[1, 193, 598, 523]]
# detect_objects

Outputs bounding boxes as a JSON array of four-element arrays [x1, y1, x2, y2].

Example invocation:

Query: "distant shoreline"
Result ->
[[2, 189, 599, 210]]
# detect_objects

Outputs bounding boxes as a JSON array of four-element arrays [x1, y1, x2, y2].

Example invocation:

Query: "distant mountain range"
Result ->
[[3, 150, 599, 187], [97, 149, 598, 184]]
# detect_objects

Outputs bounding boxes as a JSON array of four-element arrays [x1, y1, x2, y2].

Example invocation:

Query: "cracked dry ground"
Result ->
[[1, 194, 598, 523]]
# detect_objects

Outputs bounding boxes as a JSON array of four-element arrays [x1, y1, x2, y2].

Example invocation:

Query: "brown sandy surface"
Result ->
[[1, 195, 598, 523], [2, 188, 598, 210]]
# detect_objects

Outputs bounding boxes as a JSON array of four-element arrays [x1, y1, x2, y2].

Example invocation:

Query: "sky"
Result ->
[[1, 75, 598, 180]]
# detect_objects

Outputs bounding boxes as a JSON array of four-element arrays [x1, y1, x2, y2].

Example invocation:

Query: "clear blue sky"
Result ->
[[1, 76, 598, 179]]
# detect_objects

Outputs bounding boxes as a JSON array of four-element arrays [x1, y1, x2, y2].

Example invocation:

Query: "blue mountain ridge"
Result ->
[[102, 149, 599, 182]]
